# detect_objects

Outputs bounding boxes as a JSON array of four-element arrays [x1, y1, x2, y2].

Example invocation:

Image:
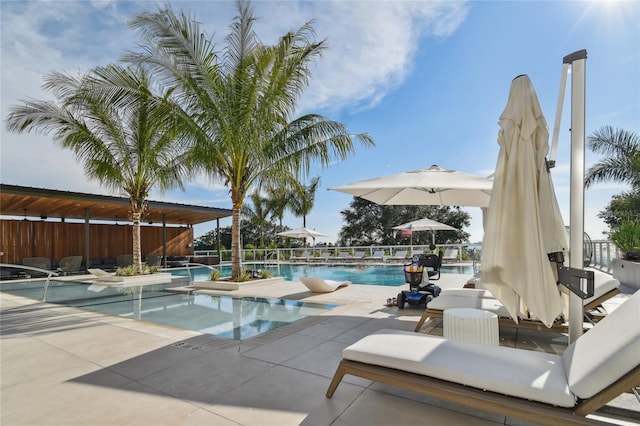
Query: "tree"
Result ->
[[127, 1, 374, 279], [585, 126, 640, 234], [242, 191, 275, 247], [265, 184, 291, 234], [585, 126, 640, 190], [6, 65, 192, 274], [338, 198, 470, 246], [288, 176, 321, 228]]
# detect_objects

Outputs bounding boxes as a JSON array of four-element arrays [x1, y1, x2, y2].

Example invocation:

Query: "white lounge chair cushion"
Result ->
[[439, 288, 493, 298], [562, 290, 640, 399], [583, 268, 620, 305], [343, 329, 576, 407], [427, 295, 511, 318]]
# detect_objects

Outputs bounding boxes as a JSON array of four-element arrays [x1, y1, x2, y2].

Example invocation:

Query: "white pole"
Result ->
[[567, 50, 587, 343]]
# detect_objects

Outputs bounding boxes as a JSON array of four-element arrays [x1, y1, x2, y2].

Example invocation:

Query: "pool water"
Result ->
[[174, 263, 474, 286], [0, 279, 336, 340]]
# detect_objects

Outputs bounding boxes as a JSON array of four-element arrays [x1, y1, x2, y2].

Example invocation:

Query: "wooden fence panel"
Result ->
[[0, 219, 193, 265]]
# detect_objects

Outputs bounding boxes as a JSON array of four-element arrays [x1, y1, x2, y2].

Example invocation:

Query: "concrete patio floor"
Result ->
[[1, 272, 638, 425]]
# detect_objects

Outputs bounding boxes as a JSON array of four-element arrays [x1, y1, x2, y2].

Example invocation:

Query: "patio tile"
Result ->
[[206, 364, 363, 426], [241, 332, 326, 364], [328, 387, 501, 426], [135, 347, 274, 403]]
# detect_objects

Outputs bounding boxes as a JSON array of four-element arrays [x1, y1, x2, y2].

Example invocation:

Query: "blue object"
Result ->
[[397, 253, 443, 309]]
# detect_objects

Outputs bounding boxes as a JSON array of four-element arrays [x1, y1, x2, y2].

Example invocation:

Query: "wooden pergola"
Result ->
[[0, 184, 232, 266]]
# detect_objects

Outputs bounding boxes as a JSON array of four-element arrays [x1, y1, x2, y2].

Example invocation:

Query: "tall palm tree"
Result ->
[[126, 1, 374, 279], [265, 184, 292, 234], [242, 191, 273, 247], [585, 126, 640, 190], [288, 176, 321, 228], [6, 65, 192, 274]]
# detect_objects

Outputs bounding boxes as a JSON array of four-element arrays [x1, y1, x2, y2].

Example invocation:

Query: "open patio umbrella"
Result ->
[[329, 165, 493, 208], [277, 227, 328, 245], [392, 218, 457, 245], [480, 75, 568, 328]]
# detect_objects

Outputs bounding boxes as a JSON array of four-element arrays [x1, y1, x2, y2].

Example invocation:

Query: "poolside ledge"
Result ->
[[192, 276, 285, 291]]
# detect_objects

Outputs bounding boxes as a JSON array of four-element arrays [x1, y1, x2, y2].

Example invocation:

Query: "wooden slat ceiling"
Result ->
[[0, 184, 232, 225]]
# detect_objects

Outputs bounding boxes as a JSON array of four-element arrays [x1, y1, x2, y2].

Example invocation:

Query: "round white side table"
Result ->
[[443, 308, 499, 346]]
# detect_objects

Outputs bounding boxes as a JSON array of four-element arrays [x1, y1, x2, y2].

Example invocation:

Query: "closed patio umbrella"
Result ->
[[480, 75, 568, 328]]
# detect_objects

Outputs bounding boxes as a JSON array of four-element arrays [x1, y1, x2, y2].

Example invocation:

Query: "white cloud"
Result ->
[[1, 0, 469, 205]]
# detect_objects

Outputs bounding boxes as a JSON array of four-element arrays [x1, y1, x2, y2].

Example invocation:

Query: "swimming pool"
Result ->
[[0, 279, 336, 340], [173, 263, 475, 286]]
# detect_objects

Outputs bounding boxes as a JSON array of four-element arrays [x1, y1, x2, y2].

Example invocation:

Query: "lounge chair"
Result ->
[[299, 277, 350, 293], [310, 252, 331, 263], [87, 268, 124, 283], [414, 268, 621, 333], [291, 250, 311, 262], [116, 254, 134, 268], [22, 257, 52, 277], [57, 255, 83, 275], [327, 291, 640, 426], [145, 254, 162, 267], [441, 248, 459, 263], [385, 250, 408, 263], [329, 252, 350, 263], [364, 250, 385, 262], [347, 251, 366, 262]]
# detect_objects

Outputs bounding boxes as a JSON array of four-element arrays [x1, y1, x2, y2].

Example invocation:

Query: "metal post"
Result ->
[[84, 208, 90, 271], [566, 49, 587, 343], [162, 214, 167, 268]]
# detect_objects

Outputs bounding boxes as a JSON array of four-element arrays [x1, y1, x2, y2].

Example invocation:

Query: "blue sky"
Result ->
[[2, 1, 638, 244]]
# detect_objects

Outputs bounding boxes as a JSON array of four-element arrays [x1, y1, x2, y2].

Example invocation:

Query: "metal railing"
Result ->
[[195, 240, 616, 271], [0, 263, 59, 301]]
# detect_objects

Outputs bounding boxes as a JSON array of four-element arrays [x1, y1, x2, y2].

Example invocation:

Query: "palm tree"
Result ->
[[242, 191, 274, 247], [265, 184, 292, 235], [288, 176, 321, 228], [585, 126, 640, 190], [126, 1, 374, 279], [6, 65, 192, 274]]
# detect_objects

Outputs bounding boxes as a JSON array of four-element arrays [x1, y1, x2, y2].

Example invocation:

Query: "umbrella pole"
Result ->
[[566, 49, 587, 343]]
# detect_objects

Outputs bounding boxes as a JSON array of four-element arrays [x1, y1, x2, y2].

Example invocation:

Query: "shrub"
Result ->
[[209, 268, 221, 281], [259, 269, 273, 279], [611, 221, 640, 259]]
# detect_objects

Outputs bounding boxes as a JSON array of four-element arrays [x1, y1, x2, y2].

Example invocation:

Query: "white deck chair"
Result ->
[[299, 277, 350, 293], [327, 291, 640, 426], [415, 269, 621, 333]]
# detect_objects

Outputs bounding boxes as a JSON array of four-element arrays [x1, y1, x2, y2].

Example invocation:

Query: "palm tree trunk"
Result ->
[[231, 201, 242, 280], [132, 210, 143, 274]]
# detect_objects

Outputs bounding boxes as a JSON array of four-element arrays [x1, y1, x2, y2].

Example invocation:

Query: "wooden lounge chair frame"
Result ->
[[414, 287, 621, 333], [327, 360, 639, 426]]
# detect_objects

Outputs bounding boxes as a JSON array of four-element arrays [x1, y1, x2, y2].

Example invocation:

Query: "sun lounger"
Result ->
[[327, 291, 640, 426], [299, 277, 350, 293], [329, 252, 351, 263], [347, 251, 365, 262], [310, 252, 331, 263], [87, 268, 124, 283], [364, 250, 385, 262], [291, 250, 310, 262], [414, 269, 621, 333], [441, 248, 459, 263], [385, 250, 408, 263]]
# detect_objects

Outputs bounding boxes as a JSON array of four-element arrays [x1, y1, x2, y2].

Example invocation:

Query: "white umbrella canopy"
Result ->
[[393, 218, 457, 245], [480, 75, 568, 328], [277, 228, 328, 239], [392, 218, 458, 233], [330, 165, 493, 207]]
